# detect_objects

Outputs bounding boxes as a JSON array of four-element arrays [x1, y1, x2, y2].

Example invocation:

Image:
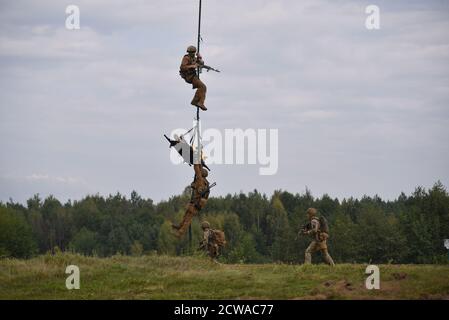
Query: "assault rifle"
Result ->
[[295, 222, 312, 240], [199, 64, 220, 73], [200, 182, 216, 198]]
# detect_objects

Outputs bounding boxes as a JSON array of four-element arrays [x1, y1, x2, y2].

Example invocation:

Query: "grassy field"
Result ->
[[0, 253, 448, 300]]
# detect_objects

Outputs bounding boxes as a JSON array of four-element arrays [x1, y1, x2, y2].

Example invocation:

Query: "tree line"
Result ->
[[1, 181, 448, 264]]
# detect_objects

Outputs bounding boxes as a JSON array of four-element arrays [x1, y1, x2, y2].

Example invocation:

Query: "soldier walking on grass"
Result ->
[[300, 207, 335, 266], [199, 221, 226, 260]]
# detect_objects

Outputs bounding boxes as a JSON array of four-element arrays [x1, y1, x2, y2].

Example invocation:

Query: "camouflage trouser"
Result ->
[[206, 243, 219, 259], [190, 76, 207, 106], [175, 203, 198, 238], [305, 240, 335, 266], [175, 198, 208, 238]]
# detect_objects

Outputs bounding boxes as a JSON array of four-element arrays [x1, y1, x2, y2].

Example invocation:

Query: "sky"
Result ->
[[0, 0, 448, 204]]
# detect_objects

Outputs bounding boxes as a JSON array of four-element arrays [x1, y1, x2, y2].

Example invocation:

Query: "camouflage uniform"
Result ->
[[303, 209, 335, 266], [199, 221, 225, 259], [172, 164, 210, 237], [201, 228, 219, 258], [179, 46, 207, 110]]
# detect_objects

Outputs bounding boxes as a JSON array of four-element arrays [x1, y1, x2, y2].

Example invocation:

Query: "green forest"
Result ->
[[1, 181, 448, 264]]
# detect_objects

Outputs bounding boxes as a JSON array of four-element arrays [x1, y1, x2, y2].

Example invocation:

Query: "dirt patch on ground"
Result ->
[[323, 280, 357, 291], [392, 272, 408, 280], [318, 279, 402, 299]]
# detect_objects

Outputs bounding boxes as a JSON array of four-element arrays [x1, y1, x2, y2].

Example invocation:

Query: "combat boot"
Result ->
[[191, 102, 207, 111]]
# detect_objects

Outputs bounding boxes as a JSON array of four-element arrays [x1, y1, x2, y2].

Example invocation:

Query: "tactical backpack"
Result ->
[[179, 55, 197, 82], [318, 216, 329, 234], [209, 229, 226, 247]]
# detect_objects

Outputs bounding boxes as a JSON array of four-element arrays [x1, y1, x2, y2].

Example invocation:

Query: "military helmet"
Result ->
[[187, 45, 197, 53], [201, 221, 210, 229], [201, 168, 208, 178], [306, 207, 317, 216]]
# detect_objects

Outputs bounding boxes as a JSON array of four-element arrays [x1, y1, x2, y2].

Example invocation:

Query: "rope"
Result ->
[[180, 126, 195, 140], [197, 0, 202, 78], [190, 0, 203, 249], [195, 0, 202, 165]]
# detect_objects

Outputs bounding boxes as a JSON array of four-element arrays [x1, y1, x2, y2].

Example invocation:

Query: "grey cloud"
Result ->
[[1, 0, 448, 204]]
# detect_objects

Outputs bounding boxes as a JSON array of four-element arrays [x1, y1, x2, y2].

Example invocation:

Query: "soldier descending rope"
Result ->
[[171, 163, 211, 237], [179, 0, 219, 112], [165, 130, 216, 238], [180, 46, 208, 111]]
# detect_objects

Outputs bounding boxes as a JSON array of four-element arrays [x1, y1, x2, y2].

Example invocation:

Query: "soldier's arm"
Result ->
[[180, 56, 196, 71], [197, 54, 204, 66], [199, 231, 209, 247], [307, 219, 319, 235]]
